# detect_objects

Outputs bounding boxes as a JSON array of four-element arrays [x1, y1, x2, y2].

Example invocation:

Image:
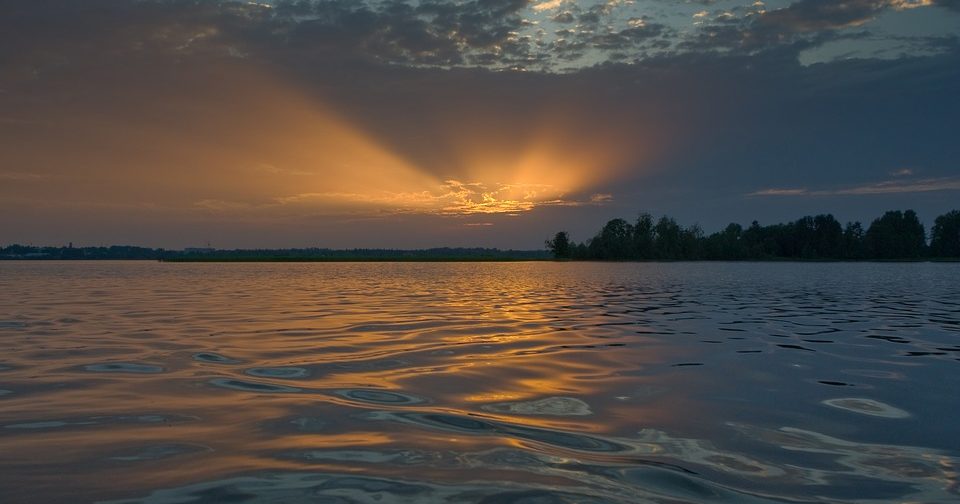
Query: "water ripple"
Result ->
[[0, 261, 957, 503], [83, 363, 165, 374], [208, 378, 302, 393]]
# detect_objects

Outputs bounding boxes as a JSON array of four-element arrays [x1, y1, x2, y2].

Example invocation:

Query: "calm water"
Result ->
[[0, 261, 958, 503]]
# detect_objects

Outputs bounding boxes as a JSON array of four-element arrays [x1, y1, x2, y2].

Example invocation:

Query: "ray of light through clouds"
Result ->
[[0, 0, 958, 247]]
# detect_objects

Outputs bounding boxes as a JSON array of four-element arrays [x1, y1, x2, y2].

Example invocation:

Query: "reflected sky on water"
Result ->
[[0, 262, 958, 503]]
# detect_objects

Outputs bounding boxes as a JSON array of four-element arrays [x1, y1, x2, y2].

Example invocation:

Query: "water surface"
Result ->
[[0, 261, 958, 502]]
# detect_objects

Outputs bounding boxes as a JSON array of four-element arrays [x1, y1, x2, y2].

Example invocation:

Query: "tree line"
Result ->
[[546, 209, 960, 260]]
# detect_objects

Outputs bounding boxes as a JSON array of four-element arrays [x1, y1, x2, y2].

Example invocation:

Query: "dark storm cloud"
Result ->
[[755, 0, 891, 33], [548, 21, 670, 61], [592, 18, 666, 48], [684, 0, 953, 54], [270, 0, 675, 68], [282, 0, 678, 68], [0, 0, 543, 73], [0, 0, 272, 89], [275, 0, 538, 66], [6, 1, 939, 74], [679, 0, 884, 53]]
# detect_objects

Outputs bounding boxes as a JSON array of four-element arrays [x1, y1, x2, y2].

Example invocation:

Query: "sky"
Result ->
[[1, 0, 958, 249]]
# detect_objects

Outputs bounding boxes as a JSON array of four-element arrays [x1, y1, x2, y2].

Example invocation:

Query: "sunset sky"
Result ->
[[2, 0, 958, 248]]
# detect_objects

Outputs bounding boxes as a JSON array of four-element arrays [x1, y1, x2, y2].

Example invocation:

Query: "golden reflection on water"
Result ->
[[0, 261, 958, 503]]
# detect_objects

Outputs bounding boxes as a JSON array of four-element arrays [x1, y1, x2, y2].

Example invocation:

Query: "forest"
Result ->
[[546, 209, 960, 260]]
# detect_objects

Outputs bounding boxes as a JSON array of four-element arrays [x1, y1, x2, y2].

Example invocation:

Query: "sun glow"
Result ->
[[253, 90, 636, 217], [174, 62, 653, 220], [17, 59, 645, 223]]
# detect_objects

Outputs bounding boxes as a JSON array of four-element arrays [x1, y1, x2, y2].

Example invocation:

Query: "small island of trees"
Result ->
[[547, 209, 960, 261]]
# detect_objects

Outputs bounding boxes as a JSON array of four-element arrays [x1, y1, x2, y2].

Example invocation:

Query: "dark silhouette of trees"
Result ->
[[741, 221, 766, 259], [588, 218, 633, 259], [545, 231, 572, 259], [550, 209, 955, 261], [865, 210, 926, 259], [704, 223, 745, 260], [679, 224, 703, 260], [813, 214, 843, 259], [842, 222, 866, 259], [653, 216, 682, 260], [633, 213, 655, 259], [930, 210, 960, 258]]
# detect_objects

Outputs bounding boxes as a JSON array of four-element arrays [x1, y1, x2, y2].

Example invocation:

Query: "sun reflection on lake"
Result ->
[[0, 261, 958, 502]]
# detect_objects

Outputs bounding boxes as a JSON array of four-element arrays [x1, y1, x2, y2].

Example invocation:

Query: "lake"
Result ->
[[0, 261, 958, 503]]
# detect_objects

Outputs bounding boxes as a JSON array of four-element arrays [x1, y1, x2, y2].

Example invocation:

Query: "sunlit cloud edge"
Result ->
[[748, 176, 960, 197]]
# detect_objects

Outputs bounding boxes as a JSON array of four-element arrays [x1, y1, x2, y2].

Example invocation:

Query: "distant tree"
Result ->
[[633, 213, 655, 259], [930, 210, 960, 257], [589, 218, 634, 259], [792, 216, 817, 258], [60, 245, 84, 259], [680, 224, 703, 259], [903, 210, 927, 256], [545, 231, 572, 259], [741, 221, 765, 259], [653, 216, 681, 259], [571, 242, 589, 259], [719, 223, 744, 259], [763, 223, 789, 257], [865, 210, 926, 259], [812, 214, 843, 258], [546, 208, 939, 262], [842, 221, 865, 259]]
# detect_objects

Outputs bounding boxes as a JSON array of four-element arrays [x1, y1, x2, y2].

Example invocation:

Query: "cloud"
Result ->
[[194, 199, 254, 211], [550, 11, 576, 23], [0, 171, 50, 181], [532, 0, 568, 12], [250, 164, 315, 177], [834, 176, 960, 194], [273, 0, 671, 69], [193, 178, 616, 219], [755, 1, 890, 35], [682, 0, 944, 54], [1, 0, 947, 76], [749, 176, 960, 197], [748, 188, 811, 196]]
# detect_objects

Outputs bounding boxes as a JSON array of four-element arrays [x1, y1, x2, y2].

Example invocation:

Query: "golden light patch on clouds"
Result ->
[[209, 178, 602, 217], [532, 0, 568, 12], [435, 115, 644, 213], [888, 0, 935, 9]]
